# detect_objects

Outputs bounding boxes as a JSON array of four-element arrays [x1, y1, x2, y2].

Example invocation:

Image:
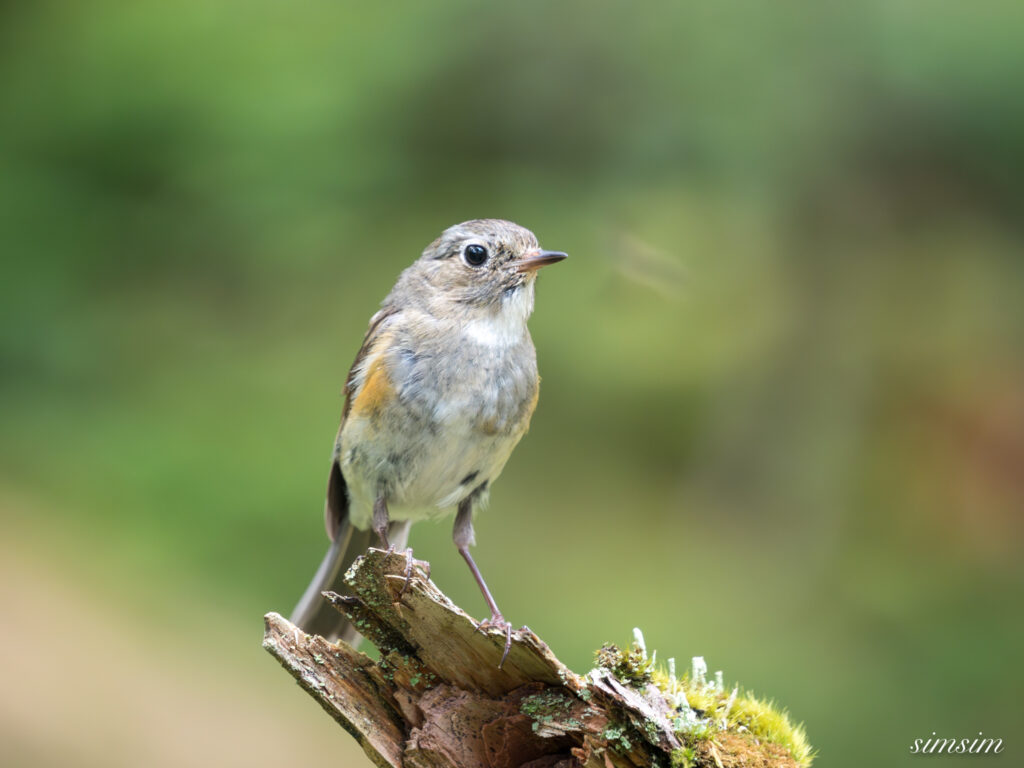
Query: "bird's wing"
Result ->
[[324, 307, 397, 541], [341, 307, 398, 421]]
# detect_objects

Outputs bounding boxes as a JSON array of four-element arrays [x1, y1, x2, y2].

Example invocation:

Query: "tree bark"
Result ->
[[264, 548, 800, 768]]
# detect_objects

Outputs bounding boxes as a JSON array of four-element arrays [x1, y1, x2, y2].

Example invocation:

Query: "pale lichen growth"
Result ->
[[633, 627, 647, 659], [593, 631, 814, 768]]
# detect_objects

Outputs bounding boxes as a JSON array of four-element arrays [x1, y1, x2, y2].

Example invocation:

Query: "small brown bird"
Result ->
[[290, 219, 566, 663]]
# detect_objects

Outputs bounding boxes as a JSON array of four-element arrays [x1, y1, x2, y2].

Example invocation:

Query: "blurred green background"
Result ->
[[2, 1, 1022, 766]]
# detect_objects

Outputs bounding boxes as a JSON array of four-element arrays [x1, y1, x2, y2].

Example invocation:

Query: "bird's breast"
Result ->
[[339, 323, 539, 522], [394, 325, 538, 435]]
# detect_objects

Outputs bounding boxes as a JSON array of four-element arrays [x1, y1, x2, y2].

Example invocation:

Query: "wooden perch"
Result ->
[[264, 549, 806, 768]]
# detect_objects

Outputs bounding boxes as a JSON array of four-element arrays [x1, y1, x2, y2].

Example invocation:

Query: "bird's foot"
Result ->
[[383, 545, 418, 600], [475, 612, 513, 669]]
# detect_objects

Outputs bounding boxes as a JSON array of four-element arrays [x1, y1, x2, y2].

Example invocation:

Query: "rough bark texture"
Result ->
[[263, 549, 796, 768]]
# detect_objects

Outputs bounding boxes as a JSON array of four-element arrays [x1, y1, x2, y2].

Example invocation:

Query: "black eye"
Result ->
[[463, 243, 488, 267]]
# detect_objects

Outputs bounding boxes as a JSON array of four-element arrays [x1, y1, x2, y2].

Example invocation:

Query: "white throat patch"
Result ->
[[463, 283, 534, 348]]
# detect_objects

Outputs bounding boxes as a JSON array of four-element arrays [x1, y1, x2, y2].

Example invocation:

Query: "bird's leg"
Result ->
[[454, 498, 512, 667], [373, 497, 416, 598], [388, 519, 416, 598], [372, 494, 391, 549]]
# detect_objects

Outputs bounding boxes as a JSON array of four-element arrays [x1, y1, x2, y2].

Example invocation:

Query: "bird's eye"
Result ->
[[463, 243, 488, 267]]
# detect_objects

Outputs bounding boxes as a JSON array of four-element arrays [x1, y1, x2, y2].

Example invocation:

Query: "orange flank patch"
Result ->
[[351, 356, 394, 417]]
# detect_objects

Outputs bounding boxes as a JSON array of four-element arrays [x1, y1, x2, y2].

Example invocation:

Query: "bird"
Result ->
[[290, 219, 567, 665]]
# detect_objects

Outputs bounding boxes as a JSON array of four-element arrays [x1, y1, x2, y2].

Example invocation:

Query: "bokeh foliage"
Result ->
[[1, 2, 1022, 766]]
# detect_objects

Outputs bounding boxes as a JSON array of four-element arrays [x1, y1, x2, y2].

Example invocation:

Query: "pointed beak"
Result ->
[[512, 249, 569, 273]]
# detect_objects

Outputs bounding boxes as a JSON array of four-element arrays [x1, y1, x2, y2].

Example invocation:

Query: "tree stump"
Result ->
[[263, 549, 810, 768]]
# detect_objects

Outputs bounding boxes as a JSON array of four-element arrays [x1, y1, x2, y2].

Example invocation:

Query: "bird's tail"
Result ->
[[289, 523, 410, 649], [289, 513, 371, 644]]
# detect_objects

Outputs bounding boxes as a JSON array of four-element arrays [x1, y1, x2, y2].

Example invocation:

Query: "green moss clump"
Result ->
[[670, 746, 697, 768], [594, 641, 654, 687], [592, 631, 814, 767], [652, 661, 814, 767]]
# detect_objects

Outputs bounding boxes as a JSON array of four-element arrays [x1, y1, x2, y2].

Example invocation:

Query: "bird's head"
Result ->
[[417, 219, 567, 310]]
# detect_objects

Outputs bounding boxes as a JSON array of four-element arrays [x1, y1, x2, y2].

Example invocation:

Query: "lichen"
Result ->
[[662, 659, 812, 766], [601, 722, 633, 752], [520, 688, 574, 725], [592, 631, 814, 767]]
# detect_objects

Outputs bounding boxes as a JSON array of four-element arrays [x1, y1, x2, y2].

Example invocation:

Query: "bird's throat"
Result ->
[[462, 284, 534, 348]]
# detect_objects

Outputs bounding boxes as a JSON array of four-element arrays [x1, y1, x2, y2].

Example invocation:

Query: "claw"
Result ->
[[397, 547, 415, 598], [383, 547, 417, 604], [476, 614, 513, 668]]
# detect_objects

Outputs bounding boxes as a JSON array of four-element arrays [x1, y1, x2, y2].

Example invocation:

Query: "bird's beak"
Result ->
[[512, 249, 569, 273]]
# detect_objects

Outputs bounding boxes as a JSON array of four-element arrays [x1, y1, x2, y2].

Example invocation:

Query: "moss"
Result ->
[[650, 661, 814, 767], [594, 641, 654, 687], [695, 733, 802, 768], [671, 746, 697, 768], [592, 633, 813, 768]]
